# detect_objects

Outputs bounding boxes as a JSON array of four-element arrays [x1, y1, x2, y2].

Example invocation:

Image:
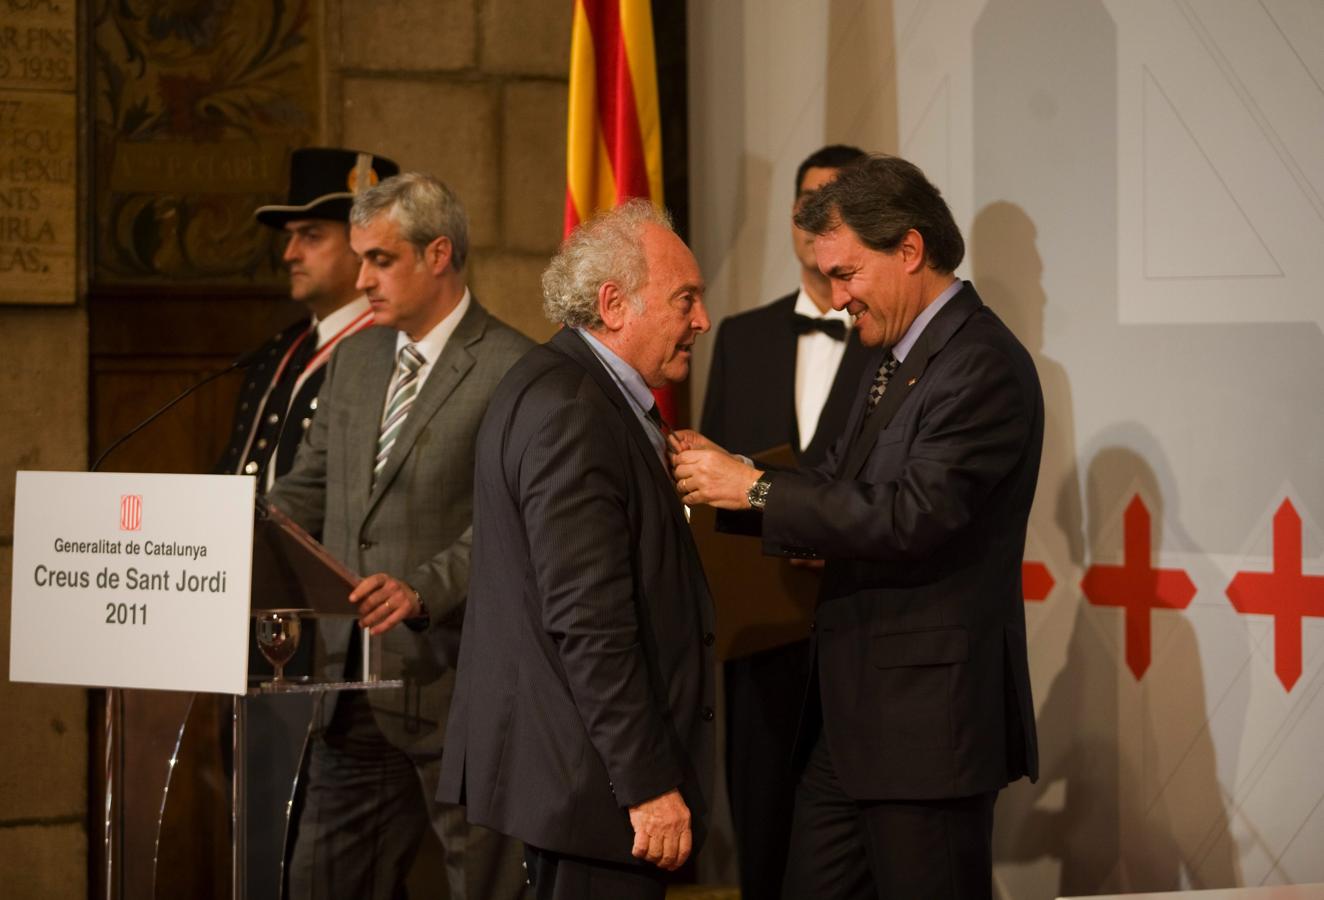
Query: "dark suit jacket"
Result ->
[[268, 299, 533, 756], [763, 283, 1042, 801], [216, 320, 321, 484], [439, 328, 716, 864], [700, 291, 871, 466]]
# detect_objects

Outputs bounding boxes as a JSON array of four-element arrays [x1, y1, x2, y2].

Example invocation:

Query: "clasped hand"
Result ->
[[629, 788, 692, 871], [668, 430, 762, 510]]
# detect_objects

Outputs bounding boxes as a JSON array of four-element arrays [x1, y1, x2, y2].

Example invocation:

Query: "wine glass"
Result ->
[[255, 611, 302, 683]]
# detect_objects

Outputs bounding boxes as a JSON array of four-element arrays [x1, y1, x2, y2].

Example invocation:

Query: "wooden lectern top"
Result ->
[[251, 501, 360, 615]]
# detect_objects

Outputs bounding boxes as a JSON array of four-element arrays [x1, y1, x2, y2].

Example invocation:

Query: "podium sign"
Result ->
[[9, 471, 255, 694]]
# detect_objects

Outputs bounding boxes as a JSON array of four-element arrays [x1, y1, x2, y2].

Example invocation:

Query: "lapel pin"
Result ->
[[907, 377, 918, 386]]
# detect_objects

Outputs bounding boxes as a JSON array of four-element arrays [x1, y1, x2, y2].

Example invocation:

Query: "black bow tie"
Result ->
[[791, 314, 847, 341]]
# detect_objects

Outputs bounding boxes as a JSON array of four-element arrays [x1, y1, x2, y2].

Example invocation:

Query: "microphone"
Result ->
[[91, 349, 261, 472]]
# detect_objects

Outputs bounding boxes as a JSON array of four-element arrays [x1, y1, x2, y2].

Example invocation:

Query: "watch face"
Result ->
[[747, 477, 771, 509]]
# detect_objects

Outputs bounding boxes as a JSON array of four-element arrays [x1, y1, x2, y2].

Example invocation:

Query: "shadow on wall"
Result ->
[[996, 433, 1245, 898]]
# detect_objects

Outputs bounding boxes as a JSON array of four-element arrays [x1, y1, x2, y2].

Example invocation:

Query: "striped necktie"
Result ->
[[374, 344, 425, 487]]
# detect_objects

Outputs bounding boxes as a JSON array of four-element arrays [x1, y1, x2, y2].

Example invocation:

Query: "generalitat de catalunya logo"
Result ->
[[120, 494, 142, 531]]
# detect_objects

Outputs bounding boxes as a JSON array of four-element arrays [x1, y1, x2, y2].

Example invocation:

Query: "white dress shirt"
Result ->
[[793, 288, 853, 450]]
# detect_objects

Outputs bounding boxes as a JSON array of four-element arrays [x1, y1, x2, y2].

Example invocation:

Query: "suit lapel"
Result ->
[[768, 295, 801, 451], [367, 302, 487, 511], [551, 330, 691, 534], [347, 329, 398, 518], [805, 331, 870, 463], [840, 284, 983, 478]]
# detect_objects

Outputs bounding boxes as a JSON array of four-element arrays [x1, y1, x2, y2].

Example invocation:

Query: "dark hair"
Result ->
[[794, 154, 965, 273], [794, 144, 867, 197]]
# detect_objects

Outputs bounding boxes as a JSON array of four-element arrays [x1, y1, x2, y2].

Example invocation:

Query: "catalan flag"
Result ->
[[564, 0, 664, 232], [564, 0, 678, 420]]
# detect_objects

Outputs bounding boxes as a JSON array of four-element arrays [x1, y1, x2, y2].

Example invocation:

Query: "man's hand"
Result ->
[[628, 789, 692, 871], [670, 430, 762, 510], [349, 573, 421, 635]]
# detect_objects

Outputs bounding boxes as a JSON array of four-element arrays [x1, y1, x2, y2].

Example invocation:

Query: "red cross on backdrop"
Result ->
[[1226, 499, 1324, 692], [1081, 495, 1196, 679], [1022, 562, 1055, 602]]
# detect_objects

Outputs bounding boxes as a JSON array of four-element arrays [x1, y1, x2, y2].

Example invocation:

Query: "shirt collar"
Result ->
[[575, 328, 656, 415], [314, 296, 372, 348], [394, 288, 472, 363], [892, 278, 964, 363]]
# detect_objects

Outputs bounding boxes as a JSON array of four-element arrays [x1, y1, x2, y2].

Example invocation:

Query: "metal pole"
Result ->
[[232, 694, 246, 900], [361, 627, 375, 683], [103, 687, 119, 900]]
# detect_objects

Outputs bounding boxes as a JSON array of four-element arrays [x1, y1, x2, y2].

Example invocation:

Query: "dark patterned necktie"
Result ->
[[866, 352, 900, 414]]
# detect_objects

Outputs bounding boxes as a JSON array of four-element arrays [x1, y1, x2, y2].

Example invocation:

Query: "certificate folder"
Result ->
[[251, 499, 360, 615], [689, 444, 819, 661]]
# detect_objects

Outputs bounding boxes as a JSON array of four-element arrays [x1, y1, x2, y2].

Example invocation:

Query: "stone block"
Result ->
[[502, 81, 568, 254], [341, 0, 475, 71], [0, 822, 86, 900], [343, 78, 501, 247], [0, 547, 89, 823], [0, 308, 88, 540], [468, 250, 558, 344], [480, 0, 572, 76]]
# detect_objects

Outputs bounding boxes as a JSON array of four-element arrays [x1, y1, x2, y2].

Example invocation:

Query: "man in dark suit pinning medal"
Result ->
[[674, 155, 1042, 899], [699, 143, 869, 900]]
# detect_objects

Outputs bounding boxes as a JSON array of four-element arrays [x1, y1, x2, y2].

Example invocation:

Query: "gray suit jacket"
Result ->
[[269, 299, 533, 756]]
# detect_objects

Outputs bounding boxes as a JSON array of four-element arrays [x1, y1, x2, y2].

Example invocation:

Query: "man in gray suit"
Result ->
[[268, 172, 532, 900], [439, 200, 717, 900]]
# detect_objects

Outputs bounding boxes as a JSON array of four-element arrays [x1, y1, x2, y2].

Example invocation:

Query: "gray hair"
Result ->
[[541, 199, 675, 330], [350, 172, 470, 271]]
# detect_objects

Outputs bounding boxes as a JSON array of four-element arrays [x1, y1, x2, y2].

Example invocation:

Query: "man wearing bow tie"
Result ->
[[697, 144, 870, 900]]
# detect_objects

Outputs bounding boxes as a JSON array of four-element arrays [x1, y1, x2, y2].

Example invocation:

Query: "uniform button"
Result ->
[[359, 540, 373, 550], [702, 707, 714, 722], [240, 402, 249, 411], [703, 632, 715, 646], [243, 461, 258, 475], [301, 417, 312, 429], [309, 397, 318, 410], [256, 438, 268, 450], [268, 347, 278, 356], [266, 413, 279, 425]]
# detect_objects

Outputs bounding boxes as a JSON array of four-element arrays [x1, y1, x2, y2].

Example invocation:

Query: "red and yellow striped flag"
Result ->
[[564, 0, 663, 232], [564, 0, 678, 420]]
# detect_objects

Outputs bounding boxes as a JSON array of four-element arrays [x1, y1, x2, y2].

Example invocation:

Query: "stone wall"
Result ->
[[329, 0, 572, 343], [0, 0, 89, 891], [0, 308, 90, 896]]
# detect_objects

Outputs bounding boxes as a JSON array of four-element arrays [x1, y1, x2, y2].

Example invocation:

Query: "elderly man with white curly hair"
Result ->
[[440, 199, 718, 900]]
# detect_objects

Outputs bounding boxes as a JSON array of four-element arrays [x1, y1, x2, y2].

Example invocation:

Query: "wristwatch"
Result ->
[[746, 473, 772, 510]]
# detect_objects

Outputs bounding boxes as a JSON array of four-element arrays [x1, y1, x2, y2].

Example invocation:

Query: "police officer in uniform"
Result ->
[[217, 147, 400, 487]]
